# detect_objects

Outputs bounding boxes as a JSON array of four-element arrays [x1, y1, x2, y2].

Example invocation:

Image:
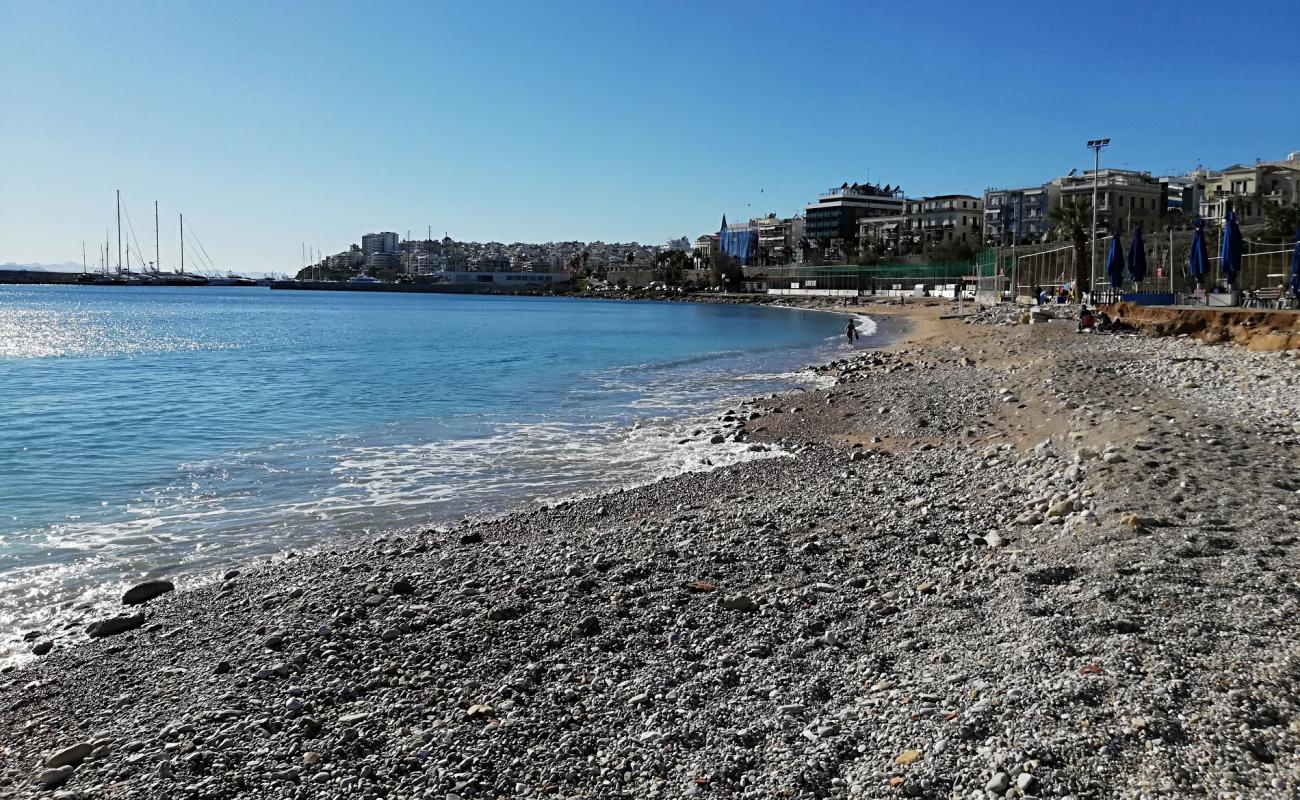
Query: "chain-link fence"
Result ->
[[758, 261, 975, 297], [1013, 244, 1077, 302], [974, 249, 1012, 306]]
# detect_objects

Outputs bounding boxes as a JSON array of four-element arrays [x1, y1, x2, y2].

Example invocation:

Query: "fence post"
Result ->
[[1003, 244, 1013, 303]]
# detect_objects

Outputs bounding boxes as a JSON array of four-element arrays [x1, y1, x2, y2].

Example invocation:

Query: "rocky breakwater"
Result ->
[[2, 313, 1298, 799]]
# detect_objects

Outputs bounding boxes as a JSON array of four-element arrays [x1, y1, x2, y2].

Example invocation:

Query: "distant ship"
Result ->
[[205, 273, 256, 287], [156, 271, 210, 286]]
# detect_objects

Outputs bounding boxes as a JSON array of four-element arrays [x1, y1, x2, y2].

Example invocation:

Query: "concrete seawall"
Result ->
[[0, 270, 84, 285]]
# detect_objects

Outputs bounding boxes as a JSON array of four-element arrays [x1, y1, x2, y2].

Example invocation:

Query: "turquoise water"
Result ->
[[0, 286, 872, 658]]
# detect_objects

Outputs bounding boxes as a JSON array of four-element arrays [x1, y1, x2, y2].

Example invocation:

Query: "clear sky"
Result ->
[[3, 0, 1298, 272]]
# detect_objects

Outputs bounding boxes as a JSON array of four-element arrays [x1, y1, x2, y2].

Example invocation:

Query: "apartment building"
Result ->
[[857, 198, 922, 255], [858, 195, 982, 253], [361, 232, 399, 261], [1055, 169, 1162, 235], [982, 185, 1056, 245], [754, 215, 804, 265], [920, 194, 983, 245], [1160, 173, 1205, 220], [1198, 153, 1300, 223]]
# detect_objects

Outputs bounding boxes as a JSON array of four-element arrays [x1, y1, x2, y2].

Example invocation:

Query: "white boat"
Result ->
[[206, 273, 257, 287], [347, 274, 381, 284]]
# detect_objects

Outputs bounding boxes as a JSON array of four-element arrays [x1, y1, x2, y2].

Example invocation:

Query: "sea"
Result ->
[[0, 285, 877, 663]]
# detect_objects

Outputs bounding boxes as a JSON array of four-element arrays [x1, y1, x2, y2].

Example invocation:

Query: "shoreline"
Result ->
[[0, 299, 902, 669], [4, 303, 1299, 798]]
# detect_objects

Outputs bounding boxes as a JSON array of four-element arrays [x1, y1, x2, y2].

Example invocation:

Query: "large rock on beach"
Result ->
[[44, 742, 93, 769], [121, 579, 174, 605], [86, 613, 145, 638], [35, 765, 75, 788]]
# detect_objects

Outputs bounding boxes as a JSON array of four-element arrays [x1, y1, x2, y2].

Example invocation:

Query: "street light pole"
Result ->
[[1086, 138, 1110, 301]]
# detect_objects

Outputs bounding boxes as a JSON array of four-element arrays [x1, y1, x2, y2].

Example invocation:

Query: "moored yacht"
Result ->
[[206, 273, 257, 286]]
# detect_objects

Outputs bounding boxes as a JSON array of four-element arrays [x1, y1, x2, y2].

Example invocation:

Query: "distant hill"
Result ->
[[0, 262, 84, 272]]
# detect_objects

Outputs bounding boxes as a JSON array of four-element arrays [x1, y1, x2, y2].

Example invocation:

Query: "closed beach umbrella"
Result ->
[[1127, 224, 1147, 284], [1105, 230, 1126, 289], [1189, 217, 1208, 286], [1290, 228, 1300, 298], [1220, 210, 1243, 287]]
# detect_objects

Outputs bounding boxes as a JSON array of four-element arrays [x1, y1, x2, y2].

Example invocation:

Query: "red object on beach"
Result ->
[[1079, 664, 1104, 675]]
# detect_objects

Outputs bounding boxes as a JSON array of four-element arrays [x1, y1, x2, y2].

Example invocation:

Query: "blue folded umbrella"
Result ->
[[1290, 227, 1300, 298], [1105, 230, 1126, 289], [1189, 218, 1207, 285], [1127, 224, 1147, 284], [1220, 211, 1242, 287]]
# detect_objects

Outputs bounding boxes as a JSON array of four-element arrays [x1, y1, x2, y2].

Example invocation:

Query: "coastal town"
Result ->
[[290, 148, 1300, 305]]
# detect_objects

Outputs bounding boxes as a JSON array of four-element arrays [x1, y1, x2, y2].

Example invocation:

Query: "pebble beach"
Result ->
[[3, 301, 1299, 800]]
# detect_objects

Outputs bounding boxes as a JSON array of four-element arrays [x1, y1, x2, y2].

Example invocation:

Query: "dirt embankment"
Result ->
[[1105, 301, 1300, 350]]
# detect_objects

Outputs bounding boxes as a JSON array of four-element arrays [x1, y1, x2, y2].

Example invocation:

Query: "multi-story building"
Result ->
[[859, 195, 982, 254], [858, 198, 922, 255], [1160, 173, 1205, 222], [983, 185, 1057, 245], [1198, 153, 1300, 223], [1055, 169, 1162, 235], [475, 254, 511, 272], [664, 236, 692, 252], [366, 252, 398, 272], [361, 232, 399, 264], [754, 215, 804, 265], [324, 245, 366, 272], [920, 194, 983, 246], [804, 184, 905, 247], [987, 169, 1162, 245]]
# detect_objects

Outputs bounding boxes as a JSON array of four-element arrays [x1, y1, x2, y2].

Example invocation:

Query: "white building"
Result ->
[[361, 232, 399, 263]]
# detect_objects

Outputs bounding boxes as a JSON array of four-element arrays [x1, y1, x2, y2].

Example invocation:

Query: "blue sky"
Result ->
[[2, 0, 1298, 272]]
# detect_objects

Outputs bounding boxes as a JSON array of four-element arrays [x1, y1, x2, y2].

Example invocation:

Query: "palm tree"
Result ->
[[1047, 198, 1092, 242]]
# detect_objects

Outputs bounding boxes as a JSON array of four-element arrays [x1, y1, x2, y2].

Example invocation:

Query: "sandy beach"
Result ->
[[3, 300, 1298, 800]]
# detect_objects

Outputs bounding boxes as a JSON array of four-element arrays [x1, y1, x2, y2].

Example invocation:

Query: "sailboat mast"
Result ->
[[179, 214, 184, 273], [82, 241, 87, 274], [154, 200, 160, 273], [116, 189, 122, 274]]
